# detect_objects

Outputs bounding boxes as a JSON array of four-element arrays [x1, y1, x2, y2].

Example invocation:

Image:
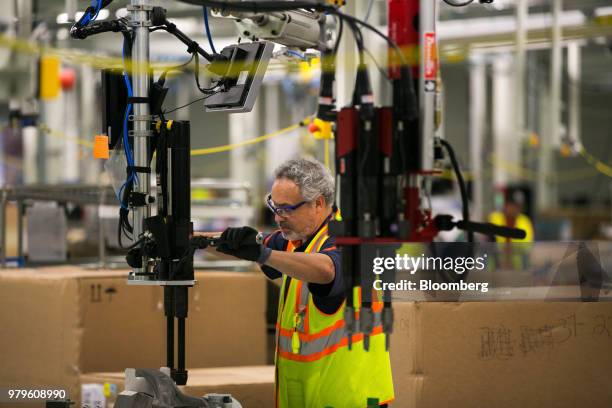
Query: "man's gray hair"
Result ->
[[274, 158, 335, 205]]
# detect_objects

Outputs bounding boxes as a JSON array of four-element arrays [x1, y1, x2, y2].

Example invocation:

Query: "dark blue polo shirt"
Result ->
[[260, 215, 345, 314]]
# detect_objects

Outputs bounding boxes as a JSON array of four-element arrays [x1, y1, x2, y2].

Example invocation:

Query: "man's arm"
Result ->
[[263, 251, 335, 284], [192, 231, 238, 260], [212, 226, 335, 284]]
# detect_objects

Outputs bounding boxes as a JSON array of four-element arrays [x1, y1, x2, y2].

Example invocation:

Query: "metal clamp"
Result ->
[[129, 114, 154, 122], [127, 4, 154, 11], [128, 130, 154, 138], [130, 20, 152, 27]]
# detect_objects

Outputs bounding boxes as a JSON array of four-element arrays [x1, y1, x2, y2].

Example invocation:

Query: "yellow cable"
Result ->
[[324, 139, 330, 169], [579, 147, 612, 178], [190, 121, 305, 156], [37, 123, 95, 148]]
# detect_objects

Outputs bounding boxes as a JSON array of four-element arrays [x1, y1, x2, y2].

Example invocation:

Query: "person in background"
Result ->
[[488, 188, 534, 270]]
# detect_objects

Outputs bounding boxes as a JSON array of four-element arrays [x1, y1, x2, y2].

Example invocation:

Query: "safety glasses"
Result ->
[[265, 193, 307, 217]]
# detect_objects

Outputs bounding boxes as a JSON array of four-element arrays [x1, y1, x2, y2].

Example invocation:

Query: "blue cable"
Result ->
[[286, 49, 306, 60], [121, 47, 135, 171], [203, 6, 217, 54], [121, 43, 138, 198], [91, 0, 102, 21], [80, 0, 102, 27]]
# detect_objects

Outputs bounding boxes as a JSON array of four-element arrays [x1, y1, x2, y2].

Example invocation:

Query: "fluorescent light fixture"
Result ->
[[56, 13, 69, 24], [56, 10, 108, 24], [438, 11, 586, 40], [97, 9, 110, 21], [168, 18, 199, 35], [595, 6, 612, 17], [116, 8, 129, 19]]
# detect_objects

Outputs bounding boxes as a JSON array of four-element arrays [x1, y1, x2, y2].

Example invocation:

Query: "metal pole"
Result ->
[[567, 42, 581, 147], [538, 0, 562, 210], [515, 0, 527, 143], [419, 0, 437, 172], [130, 0, 151, 275], [469, 56, 486, 222]]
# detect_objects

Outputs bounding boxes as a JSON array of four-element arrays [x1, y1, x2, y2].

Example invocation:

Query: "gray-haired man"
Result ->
[[213, 157, 394, 407]]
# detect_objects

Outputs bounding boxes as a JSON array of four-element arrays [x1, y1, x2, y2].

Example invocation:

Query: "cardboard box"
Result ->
[[0, 267, 267, 403], [80, 366, 274, 408], [3, 202, 19, 257], [391, 301, 612, 408]]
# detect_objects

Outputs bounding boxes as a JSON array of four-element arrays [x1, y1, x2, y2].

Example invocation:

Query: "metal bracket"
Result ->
[[127, 4, 154, 11], [128, 130, 154, 138], [129, 114, 154, 122], [130, 20, 152, 27]]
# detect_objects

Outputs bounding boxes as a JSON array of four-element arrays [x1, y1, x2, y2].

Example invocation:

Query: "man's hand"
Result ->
[[217, 226, 271, 264]]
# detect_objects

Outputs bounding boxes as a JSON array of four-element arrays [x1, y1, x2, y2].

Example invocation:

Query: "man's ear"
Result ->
[[316, 196, 325, 209]]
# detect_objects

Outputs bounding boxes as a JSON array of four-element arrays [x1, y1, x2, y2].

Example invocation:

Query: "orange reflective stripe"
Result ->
[[278, 326, 385, 362], [306, 225, 328, 253], [277, 319, 346, 341]]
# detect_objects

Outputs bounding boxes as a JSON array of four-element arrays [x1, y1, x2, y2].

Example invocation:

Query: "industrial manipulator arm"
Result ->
[[68, 2, 274, 404]]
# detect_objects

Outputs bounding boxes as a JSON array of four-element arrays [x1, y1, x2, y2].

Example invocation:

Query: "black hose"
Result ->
[[439, 139, 473, 243]]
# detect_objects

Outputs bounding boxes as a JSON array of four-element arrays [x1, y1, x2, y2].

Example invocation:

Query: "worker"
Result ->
[[488, 188, 534, 270], [210, 158, 394, 408]]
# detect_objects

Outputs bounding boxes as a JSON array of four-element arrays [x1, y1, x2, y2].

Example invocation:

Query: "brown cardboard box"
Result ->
[[391, 301, 612, 408], [0, 267, 267, 404], [80, 366, 274, 408], [3, 203, 19, 257]]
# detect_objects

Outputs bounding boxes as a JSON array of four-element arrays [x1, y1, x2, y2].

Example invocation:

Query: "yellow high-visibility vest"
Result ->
[[275, 223, 394, 408], [488, 211, 534, 270], [488, 212, 534, 243]]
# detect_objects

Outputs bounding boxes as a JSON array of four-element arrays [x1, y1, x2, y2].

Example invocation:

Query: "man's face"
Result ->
[[504, 202, 521, 219], [270, 178, 321, 242]]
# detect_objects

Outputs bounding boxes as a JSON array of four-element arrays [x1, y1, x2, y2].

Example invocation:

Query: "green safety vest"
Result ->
[[274, 223, 394, 408]]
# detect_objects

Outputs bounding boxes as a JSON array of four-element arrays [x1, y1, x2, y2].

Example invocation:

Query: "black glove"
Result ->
[[217, 226, 271, 264]]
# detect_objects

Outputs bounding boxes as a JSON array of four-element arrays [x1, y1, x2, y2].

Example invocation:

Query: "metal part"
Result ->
[[127, 278, 197, 286], [237, 10, 326, 50], [419, 0, 437, 172], [127, 4, 154, 11], [537, 0, 562, 210], [567, 42, 581, 150], [128, 130, 154, 138], [469, 57, 486, 222], [515, 0, 527, 145], [359, 307, 374, 351], [130, 0, 152, 277], [213, 8, 328, 50], [382, 306, 394, 351], [116, 368, 242, 408], [204, 41, 274, 113], [129, 114, 154, 122], [130, 20, 152, 27]]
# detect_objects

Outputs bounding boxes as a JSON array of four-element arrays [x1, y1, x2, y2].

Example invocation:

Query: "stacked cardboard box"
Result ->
[[391, 301, 612, 408], [0, 267, 267, 404]]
